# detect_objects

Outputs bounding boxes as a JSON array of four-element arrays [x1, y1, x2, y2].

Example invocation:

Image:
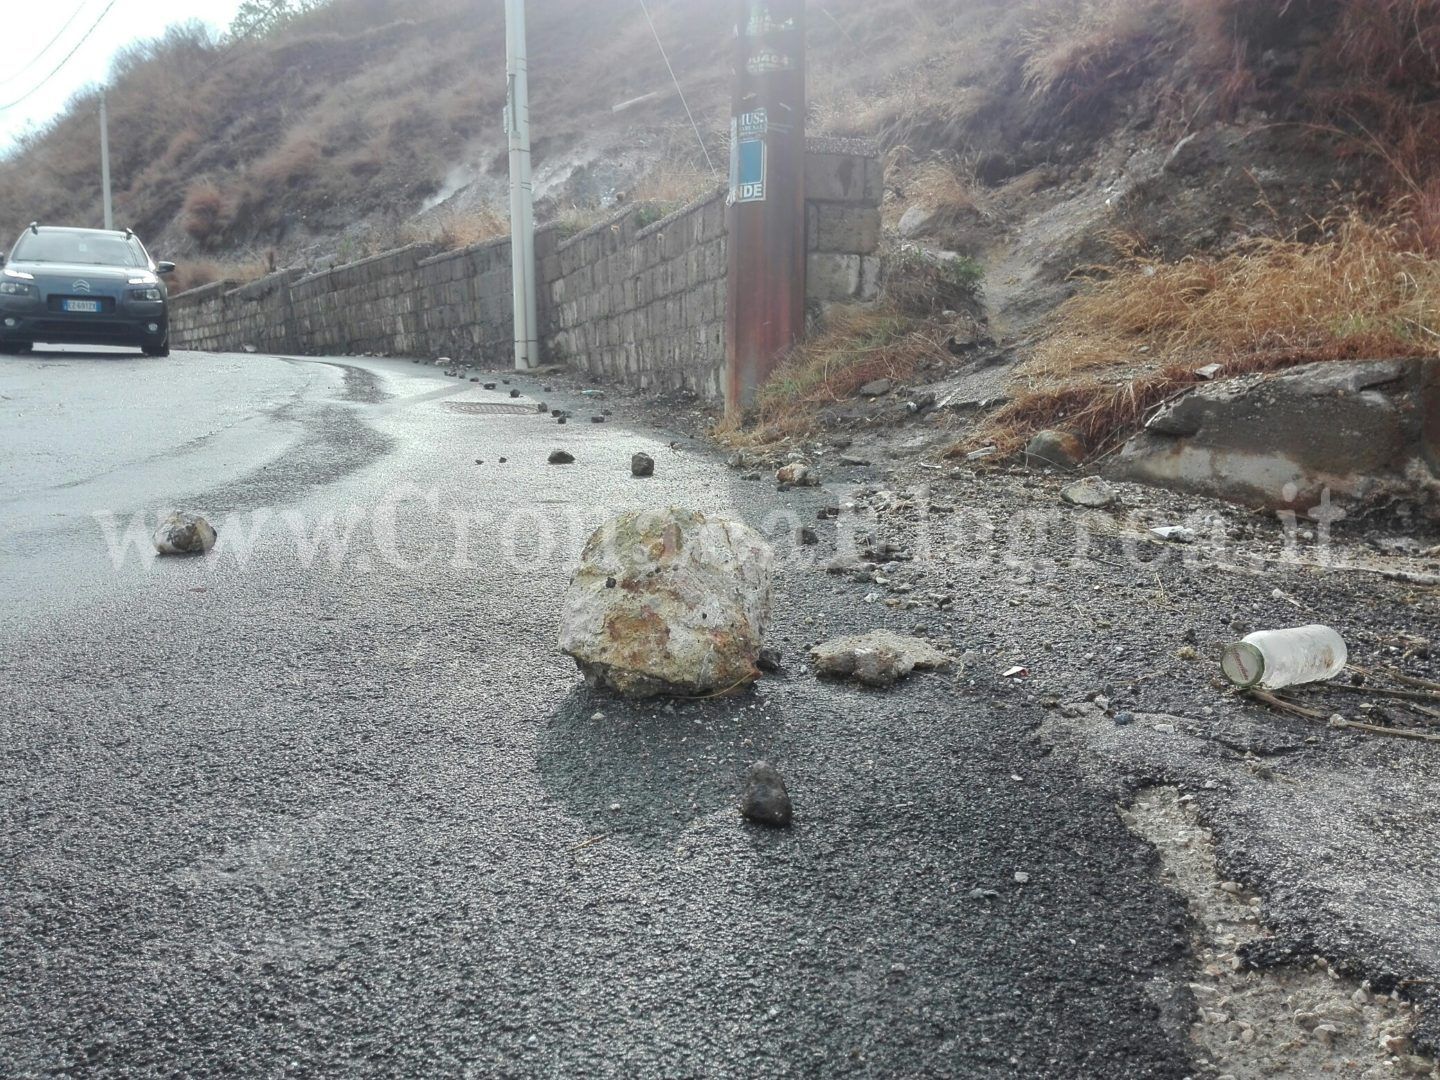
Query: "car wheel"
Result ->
[[142, 341, 170, 358], [0, 340, 32, 355]]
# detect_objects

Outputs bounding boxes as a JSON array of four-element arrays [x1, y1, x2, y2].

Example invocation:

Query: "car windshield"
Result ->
[[10, 232, 149, 268]]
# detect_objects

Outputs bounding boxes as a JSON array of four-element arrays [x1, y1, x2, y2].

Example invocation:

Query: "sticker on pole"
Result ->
[[730, 109, 768, 204]]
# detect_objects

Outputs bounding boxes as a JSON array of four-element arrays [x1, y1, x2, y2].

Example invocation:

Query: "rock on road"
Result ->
[[0, 348, 1196, 1077]]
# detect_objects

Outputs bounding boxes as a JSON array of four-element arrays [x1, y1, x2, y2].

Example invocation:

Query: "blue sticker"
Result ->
[[736, 138, 766, 202]]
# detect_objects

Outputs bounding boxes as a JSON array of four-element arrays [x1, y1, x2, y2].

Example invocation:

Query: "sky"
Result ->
[[0, 0, 249, 152]]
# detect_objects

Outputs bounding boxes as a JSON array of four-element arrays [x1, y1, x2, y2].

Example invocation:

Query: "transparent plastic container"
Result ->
[[1221, 625, 1347, 690]]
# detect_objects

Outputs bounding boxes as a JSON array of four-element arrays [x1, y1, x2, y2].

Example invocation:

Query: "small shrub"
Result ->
[[724, 306, 951, 444], [882, 245, 984, 315], [181, 181, 229, 246]]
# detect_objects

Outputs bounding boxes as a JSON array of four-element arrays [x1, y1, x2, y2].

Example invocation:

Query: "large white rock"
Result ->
[[559, 508, 775, 698], [154, 512, 217, 556]]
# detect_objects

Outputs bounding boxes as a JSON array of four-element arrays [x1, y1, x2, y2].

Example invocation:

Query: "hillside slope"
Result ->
[[5, 1, 1432, 271]]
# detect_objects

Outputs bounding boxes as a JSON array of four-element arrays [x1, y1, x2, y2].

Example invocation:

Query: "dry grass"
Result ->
[[1020, 0, 1169, 104], [962, 214, 1440, 458], [628, 161, 719, 208], [909, 159, 979, 215], [168, 257, 272, 294], [719, 307, 952, 445], [431, 204, 509, 250]]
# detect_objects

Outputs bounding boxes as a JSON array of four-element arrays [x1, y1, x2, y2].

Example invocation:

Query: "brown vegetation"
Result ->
[[966, 214, 1440, 458], [717, 307, 952, 446]]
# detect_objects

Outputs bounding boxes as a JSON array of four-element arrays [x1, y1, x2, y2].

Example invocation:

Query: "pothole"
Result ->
[[1124, 786, 1437, 1079]]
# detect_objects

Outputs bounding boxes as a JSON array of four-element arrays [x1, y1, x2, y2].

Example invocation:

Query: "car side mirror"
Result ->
[[156, 261, 176, 275]]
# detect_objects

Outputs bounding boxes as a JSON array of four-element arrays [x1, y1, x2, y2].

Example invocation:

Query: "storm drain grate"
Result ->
[[443, 401, 536, 417]]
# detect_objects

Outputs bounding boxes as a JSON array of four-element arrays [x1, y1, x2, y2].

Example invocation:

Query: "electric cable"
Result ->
[[0, 0, 98, 89], [637, 0, 718, 177], [0, 0, 120, 113]]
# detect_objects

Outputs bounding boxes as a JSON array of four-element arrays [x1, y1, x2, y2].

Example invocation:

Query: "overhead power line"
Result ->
[[637, 0, 718, 177], [0, 0, 120, 114], [0, 0, 97, 90]]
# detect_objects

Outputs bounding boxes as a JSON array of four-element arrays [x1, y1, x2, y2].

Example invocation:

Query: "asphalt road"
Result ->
[[0, 348, 1203, 1077]]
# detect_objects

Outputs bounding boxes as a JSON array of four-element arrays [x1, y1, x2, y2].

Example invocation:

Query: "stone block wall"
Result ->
[[544, 190, 729, 399], [805, 136, 885, 306], [168, 140, 882, 403]]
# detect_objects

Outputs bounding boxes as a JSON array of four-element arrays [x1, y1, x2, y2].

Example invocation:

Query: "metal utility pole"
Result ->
[[505, 0, 539, 370], [99, 89, 114, 230], [725, 0, 806, 415]]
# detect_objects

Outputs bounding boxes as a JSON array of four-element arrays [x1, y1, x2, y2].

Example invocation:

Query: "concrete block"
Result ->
[[805, 152, 883, 205], [806, 253, 865, 302], [811, 205, 882, 255]]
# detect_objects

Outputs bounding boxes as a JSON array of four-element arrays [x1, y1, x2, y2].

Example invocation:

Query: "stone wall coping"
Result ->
[[170, 279, 239, 306], [633, 187, 728, 242], [806, 135, 880, 158], [555, 205, 637, 253], [292, 242, 438, 288]]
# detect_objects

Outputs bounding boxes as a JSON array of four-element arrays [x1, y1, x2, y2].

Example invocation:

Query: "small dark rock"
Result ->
[[470, 377, 479, 383], [548, 449, 575, 465], [797, 526, 819, 546], [557, 417, 567, 425], [1114, 711, 1135, 727], [483, 382, 497, 390], [757, 647, 784, 674], [741, 471, 762, 481], [591, 415, 606, 424], [499, 457, 508, 463], [631, 452, 655, 477], [741, 761, 793, 828], [858, 378, 894, 398], [537, 402, 550, 413], [510, 389, 521, 398]]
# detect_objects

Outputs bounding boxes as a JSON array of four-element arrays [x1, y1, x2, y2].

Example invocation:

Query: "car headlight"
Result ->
[[128, 274, 158, 285], [0, 281, 36, 296], [130, 288, 163, 301], [2, 267, 34, 281]]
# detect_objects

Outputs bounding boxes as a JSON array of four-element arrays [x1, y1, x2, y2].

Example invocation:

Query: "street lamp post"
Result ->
[[505, 0, 538, 370], [99, 89, 113, 230]]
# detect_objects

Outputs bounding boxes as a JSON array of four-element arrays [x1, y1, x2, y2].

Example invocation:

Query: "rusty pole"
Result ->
[[725, 0, 806, 415]]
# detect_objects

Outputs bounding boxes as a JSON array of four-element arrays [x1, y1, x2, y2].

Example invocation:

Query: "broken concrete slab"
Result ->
[[153, 512, 217, 556], [810, 629, 954, 687], [1108, 359, 1438, 512], [558, 508, 774, 698]]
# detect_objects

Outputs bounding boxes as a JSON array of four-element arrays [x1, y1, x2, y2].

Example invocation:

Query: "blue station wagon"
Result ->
[[0, 224, 175, 357]]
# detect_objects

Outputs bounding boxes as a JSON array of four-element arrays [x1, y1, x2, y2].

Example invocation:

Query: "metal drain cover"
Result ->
[[443, 401, 535, 417]]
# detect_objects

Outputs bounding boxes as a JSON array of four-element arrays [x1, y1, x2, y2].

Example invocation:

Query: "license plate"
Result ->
[[63, 300, 100, 313]]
